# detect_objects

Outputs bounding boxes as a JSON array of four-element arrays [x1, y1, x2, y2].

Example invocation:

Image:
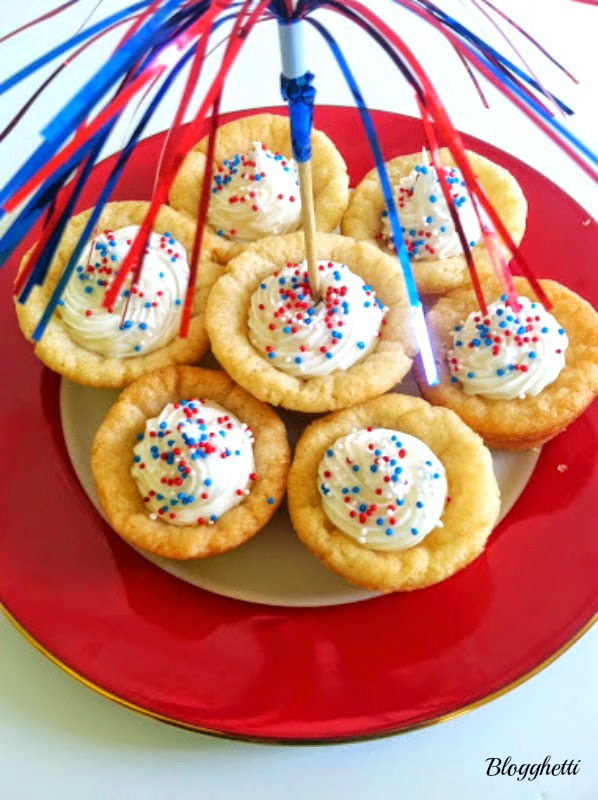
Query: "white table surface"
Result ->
[[1, 2, 596, 798]]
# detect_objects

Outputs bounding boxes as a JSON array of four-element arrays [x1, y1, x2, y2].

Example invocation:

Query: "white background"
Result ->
[[0, 1, 597, 798]]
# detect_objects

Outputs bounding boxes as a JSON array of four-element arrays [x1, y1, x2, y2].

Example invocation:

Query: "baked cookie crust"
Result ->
[[15, 201, 221, 388], [341, 148, 527, 295], [414, 278, 598, 449], [287, 393, 500, 592], [91, 366, 291, 559], [206, 231, 419, 413], [168, 112, 350, 264]]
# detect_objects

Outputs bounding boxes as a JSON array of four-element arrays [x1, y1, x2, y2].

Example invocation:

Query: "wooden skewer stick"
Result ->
[[297, 159, 320, 300]]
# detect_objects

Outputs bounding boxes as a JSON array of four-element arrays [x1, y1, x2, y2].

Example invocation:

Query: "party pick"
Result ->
[[278, 2, 320, 299]]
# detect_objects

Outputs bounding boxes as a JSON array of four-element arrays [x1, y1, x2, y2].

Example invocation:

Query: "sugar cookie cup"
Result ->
[[414, 278, 598, 450], [91, 366, 290, 560], [168, 112, 349, 264], [341, 148, 527, 295], [206, 231, 419, 413], [287, 394, 500, 592], [15, 201, 221, 388]]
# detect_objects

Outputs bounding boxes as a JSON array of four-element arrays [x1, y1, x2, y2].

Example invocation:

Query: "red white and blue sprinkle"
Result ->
[[448, 294, 568, 400], [379, 154, 482, 262], [208, 142, 301, 242], [318, 428, 447, 552], [132, 399, 256, 526], [60, 225, 189, 358], [248, 260, 387, 378]]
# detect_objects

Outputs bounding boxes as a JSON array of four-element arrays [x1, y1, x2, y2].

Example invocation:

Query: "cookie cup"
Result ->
[[414, 278, 598, 450], [15, 201, 222, 388], [341, 148, 527, 295], [206, 231, 418, 413], [287, 394, 500, 592], [168, 112, 349, 264], [91, 366, 290, 559]]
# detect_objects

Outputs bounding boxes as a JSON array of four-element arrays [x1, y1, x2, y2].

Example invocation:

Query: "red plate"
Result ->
[[1, 108, 596, 742]]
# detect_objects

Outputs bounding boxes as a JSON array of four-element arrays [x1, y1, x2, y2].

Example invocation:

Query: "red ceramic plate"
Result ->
[[1, 108, 596, 742]]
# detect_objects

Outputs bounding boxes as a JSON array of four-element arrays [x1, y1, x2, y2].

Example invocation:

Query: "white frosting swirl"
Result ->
[[248, 261, 387, 378], [318, 429, 447, 552], [448, 295, 568, 400], [132, 398, 255, 526], [381, 151, 482, 260], [208, 141, 301, 242], [60, 225, 189, 358]]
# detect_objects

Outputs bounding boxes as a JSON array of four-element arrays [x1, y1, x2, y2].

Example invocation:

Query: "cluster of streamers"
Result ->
[[0, 0, 596, 384]]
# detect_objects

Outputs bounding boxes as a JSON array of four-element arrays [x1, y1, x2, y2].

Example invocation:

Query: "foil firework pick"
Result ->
[[1, 0, 596, 385]]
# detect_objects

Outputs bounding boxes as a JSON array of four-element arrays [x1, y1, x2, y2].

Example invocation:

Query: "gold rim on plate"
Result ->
[[1, 602, 595, 745]]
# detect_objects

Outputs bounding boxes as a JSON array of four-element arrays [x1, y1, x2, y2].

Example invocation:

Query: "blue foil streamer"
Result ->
[[415, 1, 574, 115], [5, 3, 236, 318], [456, 36, 598, 170], [307, 16, 438, 385], [30, 40, 199, 341], [318, 1, 421, 96], [18, 126, 117, 303], [42, 0, 189, 142], [0, 160, 80, 266], [0, 1, 152, 96], [0, 5, 209, 255], [0, 0, 191, 214]]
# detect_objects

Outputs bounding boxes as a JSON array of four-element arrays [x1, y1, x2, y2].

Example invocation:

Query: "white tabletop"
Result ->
[[1, 2, 596, 798]]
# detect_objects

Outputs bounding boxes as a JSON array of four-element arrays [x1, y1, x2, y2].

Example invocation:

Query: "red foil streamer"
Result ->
[[0, 0, 84, 44], [334, 0, 552, 308], [103, 0, 273, 313]]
